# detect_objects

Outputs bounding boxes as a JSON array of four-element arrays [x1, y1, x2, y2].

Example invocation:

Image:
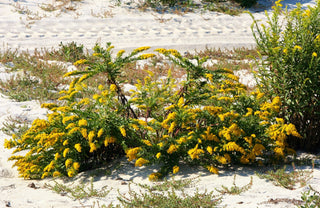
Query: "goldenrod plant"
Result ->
[[4, 44, 301, 179], [250, 0, 320, 152]]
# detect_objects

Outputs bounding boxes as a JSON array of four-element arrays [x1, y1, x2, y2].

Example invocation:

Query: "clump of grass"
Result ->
[[1, 116, 30, 138], [215, 175, 253, 195], [44, 178, 110, 200], [117, 178, 221, 208], [0, 53, 69, 102], [256, 163, 314, 190], [135, 176, 198, 191], [48, 41, 88, 63]]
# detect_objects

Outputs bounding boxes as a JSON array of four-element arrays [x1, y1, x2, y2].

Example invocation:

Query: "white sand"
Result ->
[[0, 0, 320, 207]]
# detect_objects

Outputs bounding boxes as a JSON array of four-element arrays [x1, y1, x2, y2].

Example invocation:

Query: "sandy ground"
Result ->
[[0, 0, 320, 207]]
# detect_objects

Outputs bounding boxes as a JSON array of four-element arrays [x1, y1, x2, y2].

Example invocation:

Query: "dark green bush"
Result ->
[[234, 0, 256, 8]]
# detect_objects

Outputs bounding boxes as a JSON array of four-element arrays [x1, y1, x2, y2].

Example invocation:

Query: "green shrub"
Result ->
[[4, 44, 301, 179], [4, 43, 154, 179], [234, 0, 256, 8], [250, 0, 320, 152], [126, 48, 300, 178]]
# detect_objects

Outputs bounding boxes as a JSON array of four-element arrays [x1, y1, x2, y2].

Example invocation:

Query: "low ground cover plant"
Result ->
[[250, 0, 320, 152], [299, 186, 320, 208], [4, 43, 300, 179], [256, 163, 314, 190]]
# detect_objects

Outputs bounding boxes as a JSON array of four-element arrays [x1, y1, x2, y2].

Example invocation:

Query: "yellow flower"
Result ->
[[149, 172, 162, 181], [41, 172, 49, 179], [63, 140, 68, 146], [73, 59, 87, 66], [68, 169, 75, 177], [126, 147, 141, 161], [188, 144, 204, 160], [283, 48, 288, 54], [89, 143, 97, 152], [285, 123, 302, 138], [131, 124, 139, 130], [157, 142, 164, 148], [207, 165, 219, 174], [168, 122, 176, 134], [177, 97, 184, 107], [97, 128, 104, 138], [92, 52, 101, 57], [41, 103, 58, 109], [303, 9, 311, 17], [274, 147, 284, 157], [177, 137, 186, 144], [252, 144, 265, 156], [63, 148, 70, 157], [88, 131, 95, 143], [156, 152, 161, 159], [110, 84, 117, 92], [133, 46, 151, 53], [4, 139, 15, 149], [78, 74, 89, 83], [294, 45, 302, 51], [73, 162, 80, 171], [66, 123, 76, 129], [119, 126, 126, 137], [53, 171, 61, 177], [223, 142, 245, 154], [104, 136, 116, 147], [173, 165, 179, 174], [65, 158, 72, 168], [93, 94, 100, 100], [216, 156, 228, 164], [240, 155, 250, 164], [312, 52, 317, 57], [275, 0, 282, 7], [245, 108, 253, 117], [117, 49, 125, 57], [139, 54, 156, 59], [165, 104, 175, 111], [55, 152, 61, 160], [74, 143, 82, 152], [207, 146, 213, 155], [167, 144, 179, 154], [81, 128, 88, 139], [135, 158, 149, 167], [142, 139, 152, 146], [78, 119, 88, 127]]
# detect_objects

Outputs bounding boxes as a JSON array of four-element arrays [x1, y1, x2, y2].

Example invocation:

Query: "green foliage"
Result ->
[[4, 43, 300, 179], [128, 48, 300, 178], [3, 43, 154, 179], [256, 164, 314, 190], [135, 176, 197, 191], [50, 41, 87, 63], [44, 178, 110, 200], [117, 182, 220, 208], [234, 0, 256, 8], [250, 0, 320, 152], [299, 186, 320, 208], [215, 175, 253, 195]]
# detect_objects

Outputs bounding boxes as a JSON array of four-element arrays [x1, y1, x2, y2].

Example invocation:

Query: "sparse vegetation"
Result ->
[[44, 177, 111, 200], [215, 175, 253, 195], [256, 163, 314, 190]]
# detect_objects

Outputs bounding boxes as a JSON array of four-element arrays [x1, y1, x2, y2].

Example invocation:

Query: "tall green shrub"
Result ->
[[250, 0, 320, 152]]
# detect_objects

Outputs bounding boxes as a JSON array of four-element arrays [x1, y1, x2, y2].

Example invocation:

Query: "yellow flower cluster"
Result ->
[[188, 144, 204, 160], [126, 147, 141, 161], [135, 158, 149, 167]]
